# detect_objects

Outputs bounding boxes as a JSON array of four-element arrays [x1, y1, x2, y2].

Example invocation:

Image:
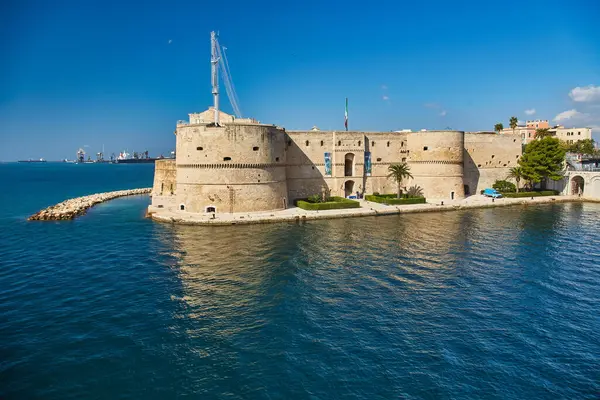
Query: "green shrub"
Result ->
[[307, 194, 322, 203], [493, 180, 516, 193], [295, 196, 360, 210], [365, 194, 426, 205], [502, 191, 559, 198]]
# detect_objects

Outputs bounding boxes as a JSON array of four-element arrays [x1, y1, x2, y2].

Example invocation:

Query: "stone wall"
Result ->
[[464, 132, 522, 194], [151, 159, 177, 211]]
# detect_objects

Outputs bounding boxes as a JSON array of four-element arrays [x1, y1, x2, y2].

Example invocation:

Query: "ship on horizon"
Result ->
[[18, 158, 47, 163]]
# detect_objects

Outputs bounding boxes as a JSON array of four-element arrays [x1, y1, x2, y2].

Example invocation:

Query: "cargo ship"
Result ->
[[115, 150, 174, 164]]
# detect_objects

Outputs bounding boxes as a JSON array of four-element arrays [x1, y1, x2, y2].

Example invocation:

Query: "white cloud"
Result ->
[[569, 85, 600, 102], [554, 109, 583, 122], [168, 39, 172, 44], [381, 85, 388, 90], [524, 108, 536, 115], [382, 95, 389, 101], [439, 110, 447, 117]]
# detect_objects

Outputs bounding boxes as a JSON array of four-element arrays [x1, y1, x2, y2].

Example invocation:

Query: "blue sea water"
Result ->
[[1, 163, 599, 399]]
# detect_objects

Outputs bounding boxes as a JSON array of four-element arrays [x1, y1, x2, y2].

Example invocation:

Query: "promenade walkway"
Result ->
[[149, 194, 591, 226]]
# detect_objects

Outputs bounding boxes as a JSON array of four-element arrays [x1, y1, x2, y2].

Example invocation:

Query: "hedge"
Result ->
[[501, 190, 559, 198], [365, 194, 426, 205], [295, 196, 360, 211]]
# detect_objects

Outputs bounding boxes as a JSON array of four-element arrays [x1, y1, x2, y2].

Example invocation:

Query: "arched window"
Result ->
[[358, 140, 362, 146], [320, 140, 324, 146], [338, 140, 341, 146], [371, 141, 375, 147], [305, 140, 309, 146], [387, 141, 390, 147]]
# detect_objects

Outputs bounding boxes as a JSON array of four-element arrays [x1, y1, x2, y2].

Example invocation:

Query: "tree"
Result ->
[[494, 123, 504, 133], [406, 185, 424, 198], [534, 128, 550, 139], [387, 163, 413, 198], [509, 116, 518, 134], [565, 139, 596, 155], [507, 166, 524, 193], [493, 180, 516, 193], [518, 137, 566, 188]]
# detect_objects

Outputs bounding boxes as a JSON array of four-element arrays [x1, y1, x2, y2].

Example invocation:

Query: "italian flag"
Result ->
[[344, 98, 348, 131]]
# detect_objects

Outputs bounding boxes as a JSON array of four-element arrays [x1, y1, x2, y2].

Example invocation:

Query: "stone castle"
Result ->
[[149, 107, 522, 215]]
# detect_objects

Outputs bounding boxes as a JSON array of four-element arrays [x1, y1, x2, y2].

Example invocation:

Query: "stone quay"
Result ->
[[28, 188, 151, 221]]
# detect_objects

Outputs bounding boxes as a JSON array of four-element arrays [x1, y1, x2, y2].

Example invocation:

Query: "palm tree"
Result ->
[[507, 166, 523, 193], [509, 116, 518, 134], [387, 163, 413, 198], [494, 123, 504, 134], [406, 185, 424, 198]]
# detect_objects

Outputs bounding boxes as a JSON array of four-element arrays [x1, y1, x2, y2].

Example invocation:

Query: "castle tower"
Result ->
[[172, 115, 288, 214], [407, 130, 465, 200]]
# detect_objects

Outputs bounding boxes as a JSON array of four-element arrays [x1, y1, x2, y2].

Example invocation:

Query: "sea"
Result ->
[[1, 162, 599, 399]]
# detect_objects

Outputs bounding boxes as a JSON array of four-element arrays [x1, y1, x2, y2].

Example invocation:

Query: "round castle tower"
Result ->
[[174, 119, 288, 214], [407, 130, 465, 200]]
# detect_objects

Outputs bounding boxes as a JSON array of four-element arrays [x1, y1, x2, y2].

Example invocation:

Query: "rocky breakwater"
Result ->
[[28, 188, 152, 221]]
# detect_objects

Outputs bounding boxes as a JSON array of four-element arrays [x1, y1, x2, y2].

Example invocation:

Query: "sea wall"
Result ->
[[28, 188, 151, 221]]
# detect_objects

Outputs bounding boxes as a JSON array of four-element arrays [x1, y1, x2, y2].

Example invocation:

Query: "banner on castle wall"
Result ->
[[364, 152, 372, 176], [324, 152, 332, 176]]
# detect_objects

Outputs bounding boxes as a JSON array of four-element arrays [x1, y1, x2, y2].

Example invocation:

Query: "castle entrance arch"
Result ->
[[344, 153, 355, 177], [344, 180, 355, 198], [571, 176, 585, 195]]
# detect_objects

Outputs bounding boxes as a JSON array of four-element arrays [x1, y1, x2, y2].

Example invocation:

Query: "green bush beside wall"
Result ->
[[295, 196, 360, 211], [365, 194, 427, 205], [501, 191, 559, 198]]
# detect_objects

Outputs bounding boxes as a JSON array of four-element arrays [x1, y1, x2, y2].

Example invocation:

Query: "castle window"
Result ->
[[477, 164, 481, 167], [157, 205, 164, 208], [253, 146, 259, 151], [401, 142, 404, 147], [161, 183, 164, 194], [305, 140, 309, 146], [320, 140, 324, 146], [197, 146, 203, 151], [377, 157, 382, 162], [387, 141, 390, 147], [223, 157, 231, 161], [338, 140, 341, 146], [358, 140, 361, 146], [402, 158, 406, 162], [503, 164, 507, 167], [180, 204, 185, 211], [371, 141, 375, 147], [491, 155, 495, 159], [423, 146, 428, 151], [276, 157, 280, 162]]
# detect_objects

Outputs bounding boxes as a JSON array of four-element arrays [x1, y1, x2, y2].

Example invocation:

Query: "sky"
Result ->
[[1, 0, 599, 161]]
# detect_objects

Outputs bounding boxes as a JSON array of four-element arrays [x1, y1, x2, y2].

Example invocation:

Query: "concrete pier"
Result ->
[[28, 188, 151, 221]]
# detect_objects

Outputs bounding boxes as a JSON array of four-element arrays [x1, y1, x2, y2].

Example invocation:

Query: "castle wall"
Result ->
[[285, 131, 411, 200], [464, 133, 522, 194], [174, 123, 288, 213], [150, 159, 177, 211], [406, 131, 465, 200]]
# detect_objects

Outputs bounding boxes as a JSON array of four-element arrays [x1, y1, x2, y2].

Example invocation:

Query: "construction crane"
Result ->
[[211, 31, 242, 125]]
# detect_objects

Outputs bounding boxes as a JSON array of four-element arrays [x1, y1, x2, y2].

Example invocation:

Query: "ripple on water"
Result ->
[[1, 198, 600, 399]]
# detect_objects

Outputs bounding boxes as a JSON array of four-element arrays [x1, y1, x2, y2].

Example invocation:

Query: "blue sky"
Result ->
[[1, 0, 599, 161]]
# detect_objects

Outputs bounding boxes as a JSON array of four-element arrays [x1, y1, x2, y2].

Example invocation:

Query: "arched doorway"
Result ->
[[344, 180, 355, 198], [571, 176, 584, 195], [344, 153, 355, 177], [205, 206, 216, 213]]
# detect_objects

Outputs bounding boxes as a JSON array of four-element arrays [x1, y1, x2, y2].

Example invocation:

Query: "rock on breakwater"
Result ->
[[28, 188, 152, 221]]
